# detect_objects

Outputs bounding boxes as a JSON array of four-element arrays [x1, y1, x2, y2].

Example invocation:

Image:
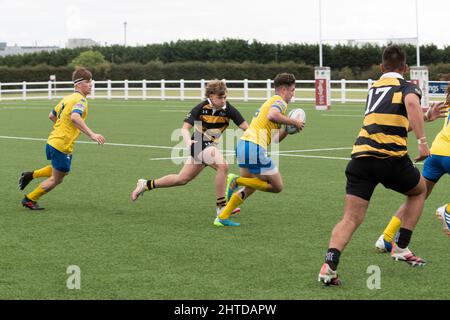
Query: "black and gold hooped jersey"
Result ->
[[184, 100, 246, 142], [351, 73, 422, 159]]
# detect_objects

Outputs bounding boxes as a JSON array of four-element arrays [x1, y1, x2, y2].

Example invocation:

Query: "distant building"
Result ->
[[66, 38, 99, 49], [0, 42, 59, 57]]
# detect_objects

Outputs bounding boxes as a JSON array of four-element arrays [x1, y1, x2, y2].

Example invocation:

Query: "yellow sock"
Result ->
[[26, 184, 48, 202], [32, 165, 52, 179], [236, 177, 268, 192], [383, 216, 401, 242], [219, 193, 244, 220]]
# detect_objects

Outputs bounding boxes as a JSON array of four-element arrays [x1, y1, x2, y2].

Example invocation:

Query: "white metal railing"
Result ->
[[0, 79, 447, 103]]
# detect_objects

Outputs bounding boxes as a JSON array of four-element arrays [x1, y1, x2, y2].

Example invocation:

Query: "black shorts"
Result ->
[[345, 155, 421, 201], [190, 139, 217, 162]]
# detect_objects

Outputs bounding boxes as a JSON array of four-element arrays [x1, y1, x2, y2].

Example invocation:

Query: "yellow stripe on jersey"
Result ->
[[363, 113, 409, 129], [358, 128, 406, 147], [392, 92, 403, 104], [430, 107, 450, 156], [352, 144, 407, 158], [199, 115, 229, 123], [47, 92, 88, 154], [240, 95, 287, 149], [372, 78, 401, 88]]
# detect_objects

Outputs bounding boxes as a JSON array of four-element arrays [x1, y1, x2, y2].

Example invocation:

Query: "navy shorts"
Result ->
[[46, 144, 72, 173]]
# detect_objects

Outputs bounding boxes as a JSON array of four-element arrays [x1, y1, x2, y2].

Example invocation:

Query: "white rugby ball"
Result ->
[[285, 108, 306, 134]]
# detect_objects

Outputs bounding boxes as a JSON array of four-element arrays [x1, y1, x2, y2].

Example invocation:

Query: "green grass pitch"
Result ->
[[0, 98, 448, 299]]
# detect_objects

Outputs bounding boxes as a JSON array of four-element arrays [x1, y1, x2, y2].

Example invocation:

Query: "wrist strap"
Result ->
[[418, 137, 427, 145]]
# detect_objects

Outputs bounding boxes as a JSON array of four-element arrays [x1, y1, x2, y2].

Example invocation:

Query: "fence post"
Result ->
[[142, 79, 147, 100], [244, 79, 248, 102], [341, 79, 346, 104], [48, 81, 52, 99], [107, 80, 112, 100], [266, 79, 271, 99], [124, 80, 129, 100], [161, 79, 165, 101], [180, 79, 185, 101], [0, 82, 2, 101], [22, 81, 27, 101], [91, 80, 96, 99], [200, 79, 205, 100]]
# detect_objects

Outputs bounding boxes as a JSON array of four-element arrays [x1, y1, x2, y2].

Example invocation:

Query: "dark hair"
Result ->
[[274, 73, 296, 89], [72, 67, 92, 84], [382, 44, 406, 72]]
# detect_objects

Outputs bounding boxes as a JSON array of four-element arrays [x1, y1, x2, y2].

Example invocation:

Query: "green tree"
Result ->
[[69, 50, 109, 68]]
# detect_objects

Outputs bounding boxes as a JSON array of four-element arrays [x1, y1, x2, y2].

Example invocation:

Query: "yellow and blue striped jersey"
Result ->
[[352, 73, 422, 159], [240, 95, 288, 149], [430, 105, 450, 156], [47, 92, 88, 154]]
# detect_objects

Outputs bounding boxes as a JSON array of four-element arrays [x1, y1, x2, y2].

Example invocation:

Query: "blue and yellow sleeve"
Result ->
[[71, 98, 87, 116], [270, 100, 287, 114]]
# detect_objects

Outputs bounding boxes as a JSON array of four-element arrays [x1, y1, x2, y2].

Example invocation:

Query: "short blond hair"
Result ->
[[205, 79, 227, 98]]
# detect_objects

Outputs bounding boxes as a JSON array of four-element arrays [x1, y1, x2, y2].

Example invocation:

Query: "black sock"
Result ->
[[325, 248, 341, 271], [146, 179, 156, 190], [397, 228, 412, 249], [216, 197, 226, 208]]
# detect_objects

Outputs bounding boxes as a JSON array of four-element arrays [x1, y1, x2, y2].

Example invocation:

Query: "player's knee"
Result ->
[[272, 183, 283, 193], [217, 162, 229, 172]]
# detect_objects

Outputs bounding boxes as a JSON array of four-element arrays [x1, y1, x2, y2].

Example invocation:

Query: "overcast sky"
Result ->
[[1, 0, 449, 48]]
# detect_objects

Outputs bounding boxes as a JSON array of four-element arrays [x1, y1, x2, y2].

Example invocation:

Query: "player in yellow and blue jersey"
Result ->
[[19, 67, 105, 210], [214, 73, 304, 227], [374, 85, 450, 247]]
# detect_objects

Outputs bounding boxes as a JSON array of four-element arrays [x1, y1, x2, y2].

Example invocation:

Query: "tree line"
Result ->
[[0, 39, 448, 82], [1, 39, 449, 69]]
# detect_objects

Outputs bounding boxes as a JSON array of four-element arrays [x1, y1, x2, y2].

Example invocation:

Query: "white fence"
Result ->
[[0, 79, 447, 103]]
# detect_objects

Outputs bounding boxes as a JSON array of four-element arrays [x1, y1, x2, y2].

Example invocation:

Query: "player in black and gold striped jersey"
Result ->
[[131, 80, 248, 217], [319, 45, 429, 286]]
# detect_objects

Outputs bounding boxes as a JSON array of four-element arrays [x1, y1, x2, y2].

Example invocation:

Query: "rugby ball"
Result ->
[[285, 108, 306, 134]]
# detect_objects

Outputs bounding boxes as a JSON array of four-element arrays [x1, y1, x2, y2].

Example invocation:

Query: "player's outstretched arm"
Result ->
[[238, 121, 249, 131], [70, 113, 105, 145], [424, 101, 447, 122], [405, 93, 429, 162], [181, 122, 196, 148]]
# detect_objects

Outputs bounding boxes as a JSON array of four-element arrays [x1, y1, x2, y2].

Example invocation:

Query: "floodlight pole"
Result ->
[[319, 0, 323, 67], [415, 0, 420, 66], [124, 21, 127, 47]]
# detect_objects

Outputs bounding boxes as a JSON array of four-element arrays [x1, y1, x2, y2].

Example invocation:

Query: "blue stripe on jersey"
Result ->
[[52, 109, 57, 116], [271, 105, 283, 112], [71, 109, 83, 116]]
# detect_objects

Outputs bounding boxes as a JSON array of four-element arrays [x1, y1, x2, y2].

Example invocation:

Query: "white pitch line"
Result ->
[[149, 153, 236, 161], [321, 114, 362, 117], [0, 135, 184, 150], [1, 106, 51, 110], [279, 153, 351, 161], [3, 135, 424, 165], [273, 147, 352, 154]]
